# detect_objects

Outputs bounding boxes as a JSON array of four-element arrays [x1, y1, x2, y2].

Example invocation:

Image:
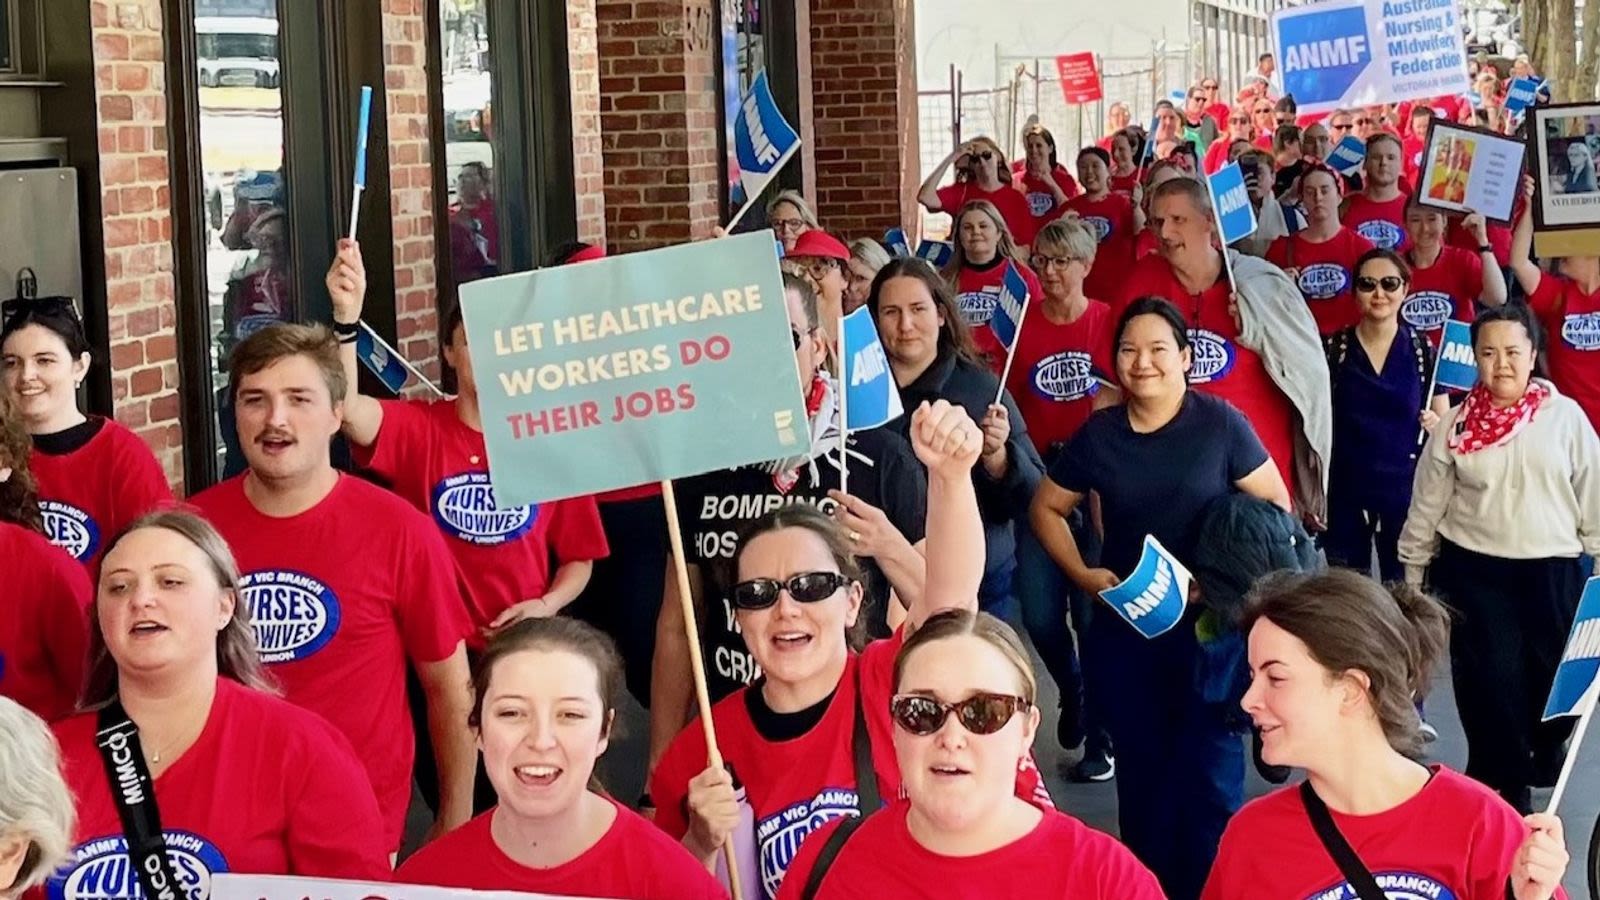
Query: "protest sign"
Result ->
[[1416, 120, 1525, 224], [1208, 162, 1258, 245], [729, 71, 802, 229], [915, 239, 953, 267], [1271, 0, 1470, 117], [1431, 320, 1477, 391], [841, 305, 903, 432], [1329, 134, 1367, 176], [1542, 577, 1600, 814], [214, 874, 617, 900], [458, 231, 809, 508], [1098, 535, 1192, 639], [884, 227, 910, 258], [1503, 77, 1540, 115], [1054, 52, 1103, 104], [1529, 102, 1600, 233]]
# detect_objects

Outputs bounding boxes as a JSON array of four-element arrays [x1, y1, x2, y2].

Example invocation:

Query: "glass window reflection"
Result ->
[[441, 0, 499, 288]]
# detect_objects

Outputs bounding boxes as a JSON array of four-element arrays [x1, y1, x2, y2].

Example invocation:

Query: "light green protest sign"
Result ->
[[458, 232, 809, 507]]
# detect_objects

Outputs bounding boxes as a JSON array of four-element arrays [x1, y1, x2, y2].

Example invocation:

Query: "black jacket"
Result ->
[[895, 347, 1044, 576], [1191, 491, 1323, 628]]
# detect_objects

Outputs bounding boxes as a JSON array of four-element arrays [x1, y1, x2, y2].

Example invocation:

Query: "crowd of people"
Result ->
[[1, 57, 1597, 900]]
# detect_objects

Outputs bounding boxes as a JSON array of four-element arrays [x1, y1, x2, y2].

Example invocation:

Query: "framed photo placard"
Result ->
[[1530, 102, 1600, 233], [1416, 119, 1526, 225]]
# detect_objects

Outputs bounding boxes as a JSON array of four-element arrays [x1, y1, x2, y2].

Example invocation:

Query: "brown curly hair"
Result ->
[[0, 389, 43, 533]]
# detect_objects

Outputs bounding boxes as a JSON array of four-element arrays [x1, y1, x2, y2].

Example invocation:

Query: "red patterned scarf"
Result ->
[[1447, 380, 1549, 455]]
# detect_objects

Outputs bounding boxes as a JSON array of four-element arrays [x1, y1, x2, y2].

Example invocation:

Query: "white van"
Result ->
[[195, 16, 280, 89]]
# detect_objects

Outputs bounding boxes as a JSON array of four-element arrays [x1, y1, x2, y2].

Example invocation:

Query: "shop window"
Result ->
[[439, 0, 501, 295]]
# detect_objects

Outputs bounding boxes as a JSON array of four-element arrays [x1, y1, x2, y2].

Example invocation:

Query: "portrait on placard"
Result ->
[[1415, 118, 1525, 225], [1531, 102, 1600, 231]]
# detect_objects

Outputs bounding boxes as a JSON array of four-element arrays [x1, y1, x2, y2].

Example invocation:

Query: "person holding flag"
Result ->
[[1399, 303, 1600, 813], [918, 137, 1036, 248], [1031, 297, 1289, 900], [1342, 134, 1411, 251], [874, 259, 1044, 620], [647, 274, 929, 766], [1267, 162, 1377, 336], [1510, 175, 1600, 432], [940, 200, 1043, 365], [1066, 147, 1142, 304], [1401, 204, 1506, 349], [650, 398, 1053, 898], [1203, 569, 1570, 900]]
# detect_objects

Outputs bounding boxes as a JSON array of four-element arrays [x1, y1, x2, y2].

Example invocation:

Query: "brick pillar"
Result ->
[[90, 0, 183, 489], [809, 0, 921, 239], [568, 0, 607, 246], [595, 0, 721, 252], [381, 0, 439, 389]]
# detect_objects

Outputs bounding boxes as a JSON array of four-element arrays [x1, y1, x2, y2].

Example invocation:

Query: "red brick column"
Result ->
[[595, 0, 721, 252], [808, 0, 921, 239], [381, 0, 440, 388], [568, 0, 607, 246], [90, 0, 183, 488]]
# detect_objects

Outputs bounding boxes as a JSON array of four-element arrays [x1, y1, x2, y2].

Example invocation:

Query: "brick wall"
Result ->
[[568, 0, 606, 246], [381, 0, 440, 390], [90, 0, 183, 489], [595, 0, 721, 252], [808, 0, 920, 240]]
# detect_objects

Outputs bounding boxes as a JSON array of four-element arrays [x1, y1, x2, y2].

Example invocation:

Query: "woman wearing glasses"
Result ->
[[650, 399, 1052, 898], [1250, 98, 1278, 150], [940, 200, 1043, 364], [1, 295, 170, 570], [1321, 249, 1450, 583], [918, 137, 1036, 248], [1202, 107, 1256, 174], [777, 610, 1161, 899], [1202, 570, 1568, 900], [767, 191, 818, 254], [1031, 297, 1289, 900]]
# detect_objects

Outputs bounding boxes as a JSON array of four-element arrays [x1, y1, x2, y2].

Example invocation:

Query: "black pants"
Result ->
[[565, 495, 670, 707], [1322, 487, 1410, 583], [1431, 540, 1583, 812]]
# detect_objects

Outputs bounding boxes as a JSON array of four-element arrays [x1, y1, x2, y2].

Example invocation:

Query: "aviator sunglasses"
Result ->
[[731, 571, 853, 610], [890, 692, 1032, 736], [1354, 275, 1406, 294]]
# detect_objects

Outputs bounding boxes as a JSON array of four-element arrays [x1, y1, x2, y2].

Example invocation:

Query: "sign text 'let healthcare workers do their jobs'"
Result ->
[[458, 232, 810, 509]]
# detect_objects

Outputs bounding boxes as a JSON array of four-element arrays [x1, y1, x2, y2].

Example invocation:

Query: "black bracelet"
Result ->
[[338, 332, 358, 345], [332, 320, 360, 339], [1478, 245, 1494, 254]]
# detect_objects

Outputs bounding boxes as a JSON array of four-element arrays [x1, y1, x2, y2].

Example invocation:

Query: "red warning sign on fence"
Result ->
[[1054, 52, 1103, 104]]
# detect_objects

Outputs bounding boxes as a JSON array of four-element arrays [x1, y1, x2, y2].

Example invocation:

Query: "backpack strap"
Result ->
[[1301, 782, 1389, 900], [800, 666, 881, 900], [798, 815, 870, 900]]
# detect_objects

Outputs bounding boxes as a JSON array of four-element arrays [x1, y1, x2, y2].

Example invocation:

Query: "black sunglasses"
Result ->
[[1355, 275, 1406, 293], [890, 692, 1032, 736], [791, 327, 815, 351], [0, 294, 78, 328], [731, 571, 852, 610]]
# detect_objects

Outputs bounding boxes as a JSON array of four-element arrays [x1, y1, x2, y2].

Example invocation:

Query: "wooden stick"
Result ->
[[659, 480, 744, 900]]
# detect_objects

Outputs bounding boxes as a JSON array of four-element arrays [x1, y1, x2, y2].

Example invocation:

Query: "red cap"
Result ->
[[787, 229, 850, 261], [563, 244, 607, 264]]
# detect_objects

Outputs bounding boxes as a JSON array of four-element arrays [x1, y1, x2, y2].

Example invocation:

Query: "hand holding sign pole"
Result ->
[[1542, 577, 1600, 814]]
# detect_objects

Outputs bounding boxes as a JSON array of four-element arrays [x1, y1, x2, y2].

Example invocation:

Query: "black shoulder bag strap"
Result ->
[[799, 667, 882, 900], [96, 701, 184, 900], [1301, 782, 1388, 900]]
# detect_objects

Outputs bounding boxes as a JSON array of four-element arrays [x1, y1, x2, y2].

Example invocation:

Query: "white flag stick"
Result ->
[[838, 311, 849, 496], [1546, 681, 1600, 814]]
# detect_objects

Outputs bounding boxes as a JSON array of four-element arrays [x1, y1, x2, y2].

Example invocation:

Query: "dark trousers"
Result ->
[[1088, 614, 1244, 900], [1322, 486, 1409, 583], [1015, 510, 1110, 753], [565, 495, 670, 707], [1431, 540, 1583, 812]]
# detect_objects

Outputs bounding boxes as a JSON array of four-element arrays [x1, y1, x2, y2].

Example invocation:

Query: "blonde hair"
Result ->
[[228, 322, 347, 404], [894, 609, 1037, 703], [959, 136, 1013, 186], [1033, 218, 1098, 265], [944, 199, 1026, 281], [766, 190, 819, 229], [83, 510, 276, 709], [849, 238, 893, 276], [0, 697, 73, 895]]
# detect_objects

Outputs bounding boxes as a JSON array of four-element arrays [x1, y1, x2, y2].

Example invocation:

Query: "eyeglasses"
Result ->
[[730, 571, 853, 610], [1201, 82, 1218, 90], [1229, 116, 1250, 124], [1253, 107, 1273, 116], [770, 218, 808, 234], [800, 259, 840, 280], [1354, 275, 1406, 293], [1030, 254, 1078, 271], [890, 692, 1032, 736], [970, 151, 994, 161]]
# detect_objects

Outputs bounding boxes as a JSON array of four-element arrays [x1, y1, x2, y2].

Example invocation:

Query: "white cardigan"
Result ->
[[1400, 380, 1600, 583]]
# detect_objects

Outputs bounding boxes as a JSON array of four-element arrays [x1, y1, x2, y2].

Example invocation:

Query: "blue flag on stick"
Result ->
[[1098, 536, 1191, 639], [356, 323, 411, 395], [1504, 77, 1540, 115], [1208, 162, 1257, 245], [1544, 578, 1600, 720], [1328, 134, 1366, 176], [1433, 320, 1478, 392], [915, 240, 952, 268], [884, 228, 910, 258], [841, 306, 904, 431], [730, 71, 801, 227], [990, 263, 1028, 350]]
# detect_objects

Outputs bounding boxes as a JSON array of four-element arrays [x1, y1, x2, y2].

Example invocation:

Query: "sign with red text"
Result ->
[[1054, 53, 1103, 104], [214, 873, 619, 900], [457, 231, 809, 507]]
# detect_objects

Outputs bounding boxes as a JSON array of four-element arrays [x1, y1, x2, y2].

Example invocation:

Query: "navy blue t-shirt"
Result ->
[[1325, 326, 1436, 505], [1050, 392, 1269, 577]]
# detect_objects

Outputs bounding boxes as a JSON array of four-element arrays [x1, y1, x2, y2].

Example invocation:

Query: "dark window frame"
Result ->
[[714, 0, 804, 227]]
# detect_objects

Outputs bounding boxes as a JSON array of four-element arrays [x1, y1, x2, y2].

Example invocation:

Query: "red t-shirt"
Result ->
[[1343, 192, 1411, 252], [44, 678, 391, 900], [778, 802, 1163, 900], [953, 260, 1045, 364], [1447, 207, 1517, 267], [1528, 272, 1600, 431], [1109, 168, 1141, 197], [1011, 163, 1079, 227], [1266, 228, 1377, 335], [32, 419, 171, 570], [397, 802, 727, 899], [1118, 256, 1299, 493], [1254, 133, 1275, 151], [1402, 135, 1427, 188], [1007, 300, 1116, 455], [1066, 192, 1138, 304], [354, 398, 610, 636], [189, 474, 472, 846], [0, 522, 91, 721], [1403, 246, 1484, 347], [1203, 136, 1243, 174], [649, 631, 1053, 900], [935, 183, 1037, 246], [1202, 768, 1565, 900]]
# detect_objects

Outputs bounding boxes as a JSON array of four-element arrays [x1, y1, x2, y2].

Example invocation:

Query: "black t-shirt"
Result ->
[[1050, 392, 1268, 577], [676, 426, 927, 702]]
